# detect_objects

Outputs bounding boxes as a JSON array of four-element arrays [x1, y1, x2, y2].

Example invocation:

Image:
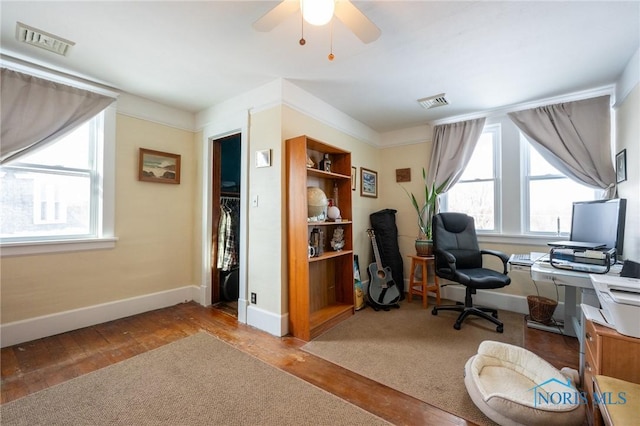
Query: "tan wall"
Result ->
[[379, 142, 431, 270], [615, 83, 640, 262], [0, 114, 197, 323]]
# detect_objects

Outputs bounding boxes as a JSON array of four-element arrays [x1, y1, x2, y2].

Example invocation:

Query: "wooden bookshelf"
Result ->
[[286, 135, 354, 341]]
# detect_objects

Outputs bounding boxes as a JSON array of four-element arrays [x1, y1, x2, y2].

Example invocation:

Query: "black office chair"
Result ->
[[431, 212, 511, 333]]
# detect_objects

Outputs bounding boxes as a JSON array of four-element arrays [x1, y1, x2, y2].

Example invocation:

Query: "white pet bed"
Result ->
[[464, 341, 585, 426]]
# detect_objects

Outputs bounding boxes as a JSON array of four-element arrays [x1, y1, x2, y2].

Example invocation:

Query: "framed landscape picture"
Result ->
[[138, 148, 181, 184], [360, 167, 377, 198]]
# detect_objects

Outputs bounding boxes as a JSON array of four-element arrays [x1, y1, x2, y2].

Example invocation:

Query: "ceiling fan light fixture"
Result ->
[[301, 0, 335, 26]]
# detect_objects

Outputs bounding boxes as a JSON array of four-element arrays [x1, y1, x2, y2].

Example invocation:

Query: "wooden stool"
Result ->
[[407, 255, 440, 308]]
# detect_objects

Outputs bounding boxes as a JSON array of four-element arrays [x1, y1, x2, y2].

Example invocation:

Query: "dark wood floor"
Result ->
[[1, 301, 579, 425]]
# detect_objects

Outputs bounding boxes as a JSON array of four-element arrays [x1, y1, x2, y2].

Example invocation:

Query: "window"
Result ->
[[523, 136, 597, 234], [0, 108, 116, 255], [440, 117, 599, 239], [1, 116, 100, 240], [442, 124, 500, 231]]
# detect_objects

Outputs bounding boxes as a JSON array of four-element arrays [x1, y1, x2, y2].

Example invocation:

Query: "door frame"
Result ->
[[199, 127, 249, 325]]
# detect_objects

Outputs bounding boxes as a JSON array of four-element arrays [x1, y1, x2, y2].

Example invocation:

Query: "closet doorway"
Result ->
[[211, 133, 241, 317]]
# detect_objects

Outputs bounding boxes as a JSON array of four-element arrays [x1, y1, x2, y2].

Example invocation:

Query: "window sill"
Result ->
[[477, 233, 565, 247], [1, 237, 118, 257]]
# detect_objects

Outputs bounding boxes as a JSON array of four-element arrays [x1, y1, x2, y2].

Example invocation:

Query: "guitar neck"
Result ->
[[369, 234, 384, 270]]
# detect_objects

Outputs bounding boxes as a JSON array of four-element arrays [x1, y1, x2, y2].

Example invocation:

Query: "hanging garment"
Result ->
[[216, 206, 228, 269], [216, 202, 237, 272]]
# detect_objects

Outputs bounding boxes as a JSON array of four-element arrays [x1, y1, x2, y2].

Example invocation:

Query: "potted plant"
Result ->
[[401, 168, 447, 256]]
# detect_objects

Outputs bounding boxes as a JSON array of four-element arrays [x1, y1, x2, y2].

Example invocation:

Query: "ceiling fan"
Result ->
[[252, 0, 381, 44]]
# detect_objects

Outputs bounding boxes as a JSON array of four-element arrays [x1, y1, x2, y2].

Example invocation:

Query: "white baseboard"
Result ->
[[246, 304, 289, 337], [1, 286, 199, 348], [435, 284, 566, 320], [2, 282, 563, 348]]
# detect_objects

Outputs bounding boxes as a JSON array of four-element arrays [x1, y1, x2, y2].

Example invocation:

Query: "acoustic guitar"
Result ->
[[366, 229, 401, 308]]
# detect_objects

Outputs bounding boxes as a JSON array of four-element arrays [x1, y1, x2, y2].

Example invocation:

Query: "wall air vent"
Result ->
[[16, 22, 75, 56], [417, 93, 449, 109]]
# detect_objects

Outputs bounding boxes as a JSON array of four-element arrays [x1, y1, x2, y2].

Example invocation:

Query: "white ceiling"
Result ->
[[1, 1, 639, 133]]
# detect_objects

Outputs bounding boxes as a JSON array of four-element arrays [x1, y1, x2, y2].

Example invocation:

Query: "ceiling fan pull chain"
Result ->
[[299, 3, 306, 45], [328, 18, 335, 61]]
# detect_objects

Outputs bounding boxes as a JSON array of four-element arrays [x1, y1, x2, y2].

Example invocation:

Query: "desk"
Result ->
[[529, 261, 622, 337], [530, 261, 598, 338], [529, 260, 624, 397]]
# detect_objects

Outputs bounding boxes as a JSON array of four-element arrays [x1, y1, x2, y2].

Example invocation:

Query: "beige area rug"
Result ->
[[303, 299, 525, 426], [1, 332, 389, 426]]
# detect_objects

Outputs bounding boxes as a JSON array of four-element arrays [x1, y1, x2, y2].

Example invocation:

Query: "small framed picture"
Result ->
[[396, 168, 411, 182], [360, 167, 378, 198], [616, 149, 627, 183], [256, 149, 271, 168], [138, 148, 181, 184], [351, 166, 356, 191]]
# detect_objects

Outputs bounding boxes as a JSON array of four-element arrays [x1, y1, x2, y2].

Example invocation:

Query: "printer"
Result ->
[[589, 274, 640, 338]]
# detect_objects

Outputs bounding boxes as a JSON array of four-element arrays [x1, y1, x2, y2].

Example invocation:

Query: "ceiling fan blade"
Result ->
[[334, 0, 381, 44], [252, 0, 300, 32]]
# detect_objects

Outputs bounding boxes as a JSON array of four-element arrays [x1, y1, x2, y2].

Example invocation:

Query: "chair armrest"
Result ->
[[434, 247, 456, 264], [434, 248, 457, 275], [481, 249, 510, 274]]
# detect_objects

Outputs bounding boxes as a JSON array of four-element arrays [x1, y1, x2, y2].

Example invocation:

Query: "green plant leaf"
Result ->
[[400, 167, 449, 239]]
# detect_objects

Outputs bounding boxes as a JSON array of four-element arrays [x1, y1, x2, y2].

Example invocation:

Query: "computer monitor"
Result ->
[[570, 198, 627, 256]]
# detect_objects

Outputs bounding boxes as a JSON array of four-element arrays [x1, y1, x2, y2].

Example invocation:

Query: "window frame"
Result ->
[[0, 105, 117, 256], [438, 115, 603, 247], [521, 137, 566, 236], [441, 123, 502, 233], [521, 134, 599, 236]]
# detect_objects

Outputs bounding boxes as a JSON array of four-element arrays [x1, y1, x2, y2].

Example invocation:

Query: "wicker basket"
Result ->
[[527, 295, 558, 324]]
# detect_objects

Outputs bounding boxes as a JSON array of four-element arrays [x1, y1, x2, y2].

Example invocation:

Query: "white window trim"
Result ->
[[442, 123, 502, 233], [477, 233, 555, 248], [521, 134, 567, 235], [488, 123, 502, 234], [0, 104, 118, 257], [1, 237, 118, 256]]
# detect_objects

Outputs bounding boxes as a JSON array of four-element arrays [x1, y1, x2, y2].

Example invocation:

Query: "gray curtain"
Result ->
[[508, 95, 616, 198], [1, 68, 115, 164], [426, 117, 486, 193]]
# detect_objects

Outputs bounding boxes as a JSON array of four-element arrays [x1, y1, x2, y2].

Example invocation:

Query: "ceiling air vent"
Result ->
[[417, 93, 449, 109], [16, 22, 75, 56]]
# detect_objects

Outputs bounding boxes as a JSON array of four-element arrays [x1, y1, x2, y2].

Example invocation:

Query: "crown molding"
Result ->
[[431, 85, 616, 126], [116, 93, 196, 132]]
